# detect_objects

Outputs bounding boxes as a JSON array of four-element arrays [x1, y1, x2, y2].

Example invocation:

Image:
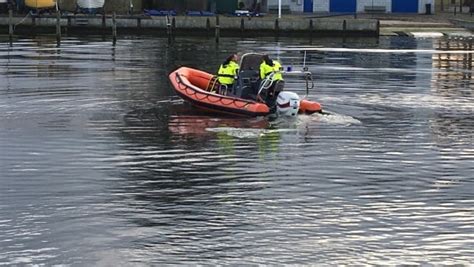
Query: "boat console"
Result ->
[[233, 53, 263, 100]]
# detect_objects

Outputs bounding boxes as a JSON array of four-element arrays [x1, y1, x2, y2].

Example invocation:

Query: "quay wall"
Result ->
[[0, 15, 379, 36]]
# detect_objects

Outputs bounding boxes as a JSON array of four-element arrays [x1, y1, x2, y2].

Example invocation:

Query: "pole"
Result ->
[[56, 10, 61, 47], [112, 12, 117, 45], [215, 15, 220, 43], [469, 0, 474, 17], [8, 8, 13, 42], [278, 0, 281, 19]]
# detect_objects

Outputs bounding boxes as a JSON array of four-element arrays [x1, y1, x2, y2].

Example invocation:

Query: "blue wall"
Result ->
[[330, 0, 356, 12], [391, 0, 418, 13]]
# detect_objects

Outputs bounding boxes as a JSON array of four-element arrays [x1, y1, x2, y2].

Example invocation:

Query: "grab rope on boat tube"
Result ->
[[175, 73, 253, 109]]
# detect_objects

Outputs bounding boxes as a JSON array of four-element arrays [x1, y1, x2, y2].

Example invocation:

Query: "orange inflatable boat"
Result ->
[[169, 67, 271, 117], [168, 53, 322, 117]]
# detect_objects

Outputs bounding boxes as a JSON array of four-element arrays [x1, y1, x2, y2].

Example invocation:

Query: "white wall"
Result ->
[[289, 0, 304, 12], [314, 0, 329, 12], [357, 0, 391, 12]]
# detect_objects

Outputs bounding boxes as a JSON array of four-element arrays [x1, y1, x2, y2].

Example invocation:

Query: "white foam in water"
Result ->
[[206, 127, 297, 138], [308, 112, 362, 126], [206, 113, 360, 138]]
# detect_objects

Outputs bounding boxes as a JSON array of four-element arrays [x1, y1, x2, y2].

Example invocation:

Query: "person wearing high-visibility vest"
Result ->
[[259, 54, 283, 81], [259, 54, 284, 106], [217, 54, 239, 94]]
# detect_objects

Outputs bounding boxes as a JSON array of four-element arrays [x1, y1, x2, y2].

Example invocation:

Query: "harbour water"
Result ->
[[0, 35, 473, 265]]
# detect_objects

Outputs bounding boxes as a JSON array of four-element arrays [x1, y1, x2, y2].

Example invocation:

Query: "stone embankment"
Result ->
[[0, 14, 379, 37], [1, 12, 473, 38]]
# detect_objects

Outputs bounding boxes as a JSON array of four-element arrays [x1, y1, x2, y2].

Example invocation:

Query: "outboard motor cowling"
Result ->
[[276, 91, 300, 117]]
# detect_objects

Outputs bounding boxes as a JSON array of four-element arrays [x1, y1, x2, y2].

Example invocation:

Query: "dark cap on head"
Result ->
[[262, 54, 273, 66], [223, 54, 237, 65]]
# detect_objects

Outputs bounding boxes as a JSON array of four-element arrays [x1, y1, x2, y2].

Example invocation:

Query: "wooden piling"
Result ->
[[112, 12, 117, 45], [275, 19, 279, 36], [215, 15, 220, 43], [56, 10, 61, 46], [102, 13, 106, 29], [376, 20, 380, 36], [206, 17, 210, 37], [166, 15, 171, 36], [8, 8, 13, 41]]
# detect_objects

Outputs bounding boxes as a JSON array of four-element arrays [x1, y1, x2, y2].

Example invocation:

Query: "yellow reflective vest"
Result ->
[[260, 60, 283, 81], [217, 61, 239, 85]]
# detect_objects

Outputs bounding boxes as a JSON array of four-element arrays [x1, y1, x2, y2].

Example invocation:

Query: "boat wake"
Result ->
[[310, 111, 362, 126], [206, 127, 296, 139], [205, 112, 361, 138]]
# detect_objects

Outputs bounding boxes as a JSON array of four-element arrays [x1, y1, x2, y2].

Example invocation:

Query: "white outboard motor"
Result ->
[[276, 91, 300, 117]]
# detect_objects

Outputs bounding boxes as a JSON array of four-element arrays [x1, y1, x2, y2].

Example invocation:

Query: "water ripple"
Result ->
[[1, 35, 473, 265]]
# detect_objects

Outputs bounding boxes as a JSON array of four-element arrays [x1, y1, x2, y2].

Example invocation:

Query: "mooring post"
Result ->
[[471, 1, 473, 16], [56, 10, 61, 46], [206, 17, 210, 37], [166, 15, 171, 36], [172, 17, 176, 33], [376, 19, 380, 36], [8, 8, 13, 42], [275, 18, 279, 37], [215, 15, 220, 43], [112, 12, 117, 45], [102, 12, 106, 29]]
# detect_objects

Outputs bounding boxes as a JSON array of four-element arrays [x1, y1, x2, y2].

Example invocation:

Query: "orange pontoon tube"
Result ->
[[169, 67, 271, 117]]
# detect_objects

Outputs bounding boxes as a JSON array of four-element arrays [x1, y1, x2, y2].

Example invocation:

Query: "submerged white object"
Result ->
[[276, 91, 300, 117], [77, 0, 104, 9]]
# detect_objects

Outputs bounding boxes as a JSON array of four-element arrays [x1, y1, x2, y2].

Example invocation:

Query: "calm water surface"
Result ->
[[0, 35, 473, 265]]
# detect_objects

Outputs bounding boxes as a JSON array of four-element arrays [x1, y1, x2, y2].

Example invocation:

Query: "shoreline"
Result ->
[[0, 12, 472, 39], [0, 14, 379, 37]]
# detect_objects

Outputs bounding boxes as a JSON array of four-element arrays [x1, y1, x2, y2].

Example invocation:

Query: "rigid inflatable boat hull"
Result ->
[[169, 66, 322, 117]]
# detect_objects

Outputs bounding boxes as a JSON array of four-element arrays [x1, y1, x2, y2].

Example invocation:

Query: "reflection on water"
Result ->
[[0, 35, 473, 265]]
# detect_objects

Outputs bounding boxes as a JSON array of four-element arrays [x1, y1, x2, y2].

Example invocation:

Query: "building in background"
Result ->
[[265, 0, 436, 14], [48, 0, 449, 14]]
